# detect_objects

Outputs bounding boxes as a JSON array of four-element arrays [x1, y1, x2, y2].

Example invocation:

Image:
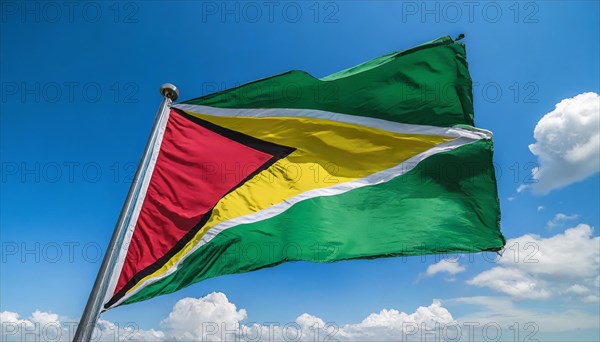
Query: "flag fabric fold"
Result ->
[[102, 36, 505, 310]]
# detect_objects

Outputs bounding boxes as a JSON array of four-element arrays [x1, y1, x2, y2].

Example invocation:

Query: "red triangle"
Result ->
[[114, 109, 290, 296]]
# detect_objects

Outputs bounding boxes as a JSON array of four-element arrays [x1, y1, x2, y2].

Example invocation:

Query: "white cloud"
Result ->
[[468, 267, 551, 299], [566, 284, 590, 295], [3, 290, 599, 341], [161, 292, 247, 341], [352, 299, 454, 329], [500, 224, 599, 279], [95, 319, 165, 341], [0, 297, 456, 342], [528, 92, 600, 194], [334, 300, 455, 341], [161, 294, 456, 341], [582, 295, 600, 304], [468, 224, 600, 302], [564, 284, 599, 303], [424, 259, 466, 280], [546, 212, 578, 230], [449, 296, 600, 336], [0, 310, 164, 341], [516, 184, 530, 193]]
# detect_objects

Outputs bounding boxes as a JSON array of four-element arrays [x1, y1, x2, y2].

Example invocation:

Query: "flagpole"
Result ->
[[73, 83, 179, 342]]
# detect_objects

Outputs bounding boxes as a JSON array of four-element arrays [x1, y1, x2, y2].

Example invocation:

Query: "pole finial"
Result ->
[[160, 83, 179, 101]]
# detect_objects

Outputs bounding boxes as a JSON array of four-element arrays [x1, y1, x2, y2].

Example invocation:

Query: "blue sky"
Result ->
[[1, 1, 599, 341]]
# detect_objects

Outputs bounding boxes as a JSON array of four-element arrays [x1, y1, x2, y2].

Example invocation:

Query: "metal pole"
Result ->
[[73, 84, 179, 342]]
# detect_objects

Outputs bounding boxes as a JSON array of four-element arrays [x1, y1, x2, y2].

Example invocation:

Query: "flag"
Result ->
[[102, 36, 505, 310]]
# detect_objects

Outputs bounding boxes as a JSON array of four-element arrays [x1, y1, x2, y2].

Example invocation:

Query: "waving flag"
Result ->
[[102, 36, 505, 309]]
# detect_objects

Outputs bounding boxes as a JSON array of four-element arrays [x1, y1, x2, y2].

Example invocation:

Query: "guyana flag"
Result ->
[[102, 36, 505, 310]]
